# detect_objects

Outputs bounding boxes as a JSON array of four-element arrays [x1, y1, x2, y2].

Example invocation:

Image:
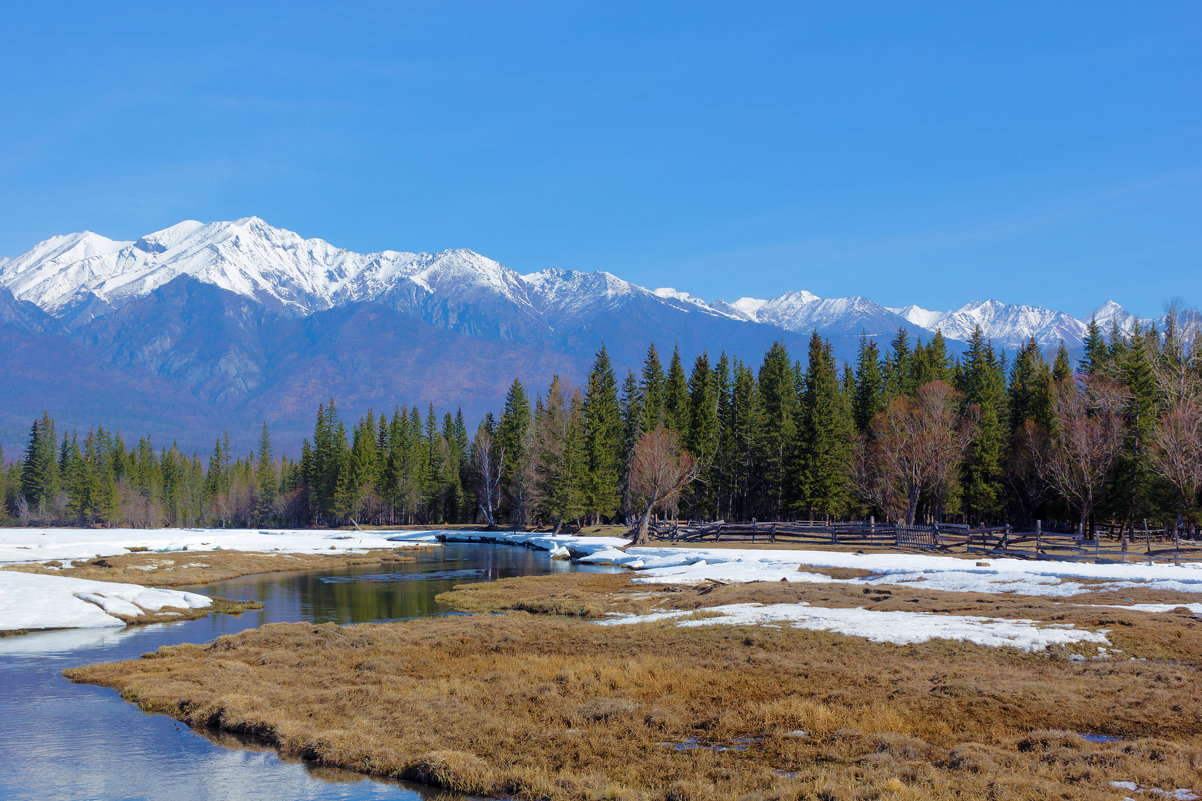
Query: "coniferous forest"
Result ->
[[3, 315, 1200, 535]]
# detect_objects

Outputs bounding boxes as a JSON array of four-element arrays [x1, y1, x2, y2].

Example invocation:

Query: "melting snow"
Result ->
[[0, 571, 211, 632], [599, 602, 1110, 651], [576, 546, 1202, 597]]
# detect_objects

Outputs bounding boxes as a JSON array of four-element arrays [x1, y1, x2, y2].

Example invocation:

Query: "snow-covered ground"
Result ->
[[0, 527, 431, 567], [0, 571, 210, 632], [4, 528, 1200, 636], [0, 527, 435, 634], [576, 546, 1202, 597], [599, 602, 1113, 652]]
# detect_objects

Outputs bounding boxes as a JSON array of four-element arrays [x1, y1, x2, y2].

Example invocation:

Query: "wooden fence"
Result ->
[[638, 519, 1202, 565]]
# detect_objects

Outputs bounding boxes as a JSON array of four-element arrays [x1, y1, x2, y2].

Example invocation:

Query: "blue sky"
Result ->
[[0, 1, 1197, 317]]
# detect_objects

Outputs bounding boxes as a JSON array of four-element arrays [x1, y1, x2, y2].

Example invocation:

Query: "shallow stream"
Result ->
[[0, 541, 617, 801]]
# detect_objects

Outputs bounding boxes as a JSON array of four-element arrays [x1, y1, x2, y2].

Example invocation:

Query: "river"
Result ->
[[0, 541, 617, 801]]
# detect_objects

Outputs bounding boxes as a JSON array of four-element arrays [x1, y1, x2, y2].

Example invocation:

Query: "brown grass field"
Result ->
[[2, 548, 421, 587], [65, 571, 1202, 800]]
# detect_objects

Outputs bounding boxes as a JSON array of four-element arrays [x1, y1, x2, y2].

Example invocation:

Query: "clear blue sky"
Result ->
[[1, 2, 1197, 318]]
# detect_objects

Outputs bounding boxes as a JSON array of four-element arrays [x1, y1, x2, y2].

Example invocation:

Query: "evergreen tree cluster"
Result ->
[[3, 318, 1200, 533]]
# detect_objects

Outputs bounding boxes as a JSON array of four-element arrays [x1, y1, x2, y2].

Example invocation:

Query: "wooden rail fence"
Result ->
[[637, 519, 1202, 564]]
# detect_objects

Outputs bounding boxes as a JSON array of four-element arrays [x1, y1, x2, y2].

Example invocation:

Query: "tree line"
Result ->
[[3, 309, 1200, 535]]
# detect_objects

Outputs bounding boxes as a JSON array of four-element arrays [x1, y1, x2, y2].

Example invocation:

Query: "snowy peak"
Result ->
[[0, 217, 1181, 353], [1089, 300, 1147, 334]]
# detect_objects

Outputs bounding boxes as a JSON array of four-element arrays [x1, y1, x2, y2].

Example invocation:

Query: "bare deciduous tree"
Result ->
[[1043, 376, 1130, 536], [866, 381, 975, 526], [1004, 419, 1051, 524], [1149, 397, 1202, 532], [472, 426, 504, 528], [628, 427, 699, 545], [1155, 300, 1201, 405]]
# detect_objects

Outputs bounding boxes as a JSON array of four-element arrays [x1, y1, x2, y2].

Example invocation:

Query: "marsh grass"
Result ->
[[65, 572, 1202, 800], [3, 548, 419, 587]]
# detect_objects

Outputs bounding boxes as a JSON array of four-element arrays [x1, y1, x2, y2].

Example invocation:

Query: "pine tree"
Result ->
[[254, 422, 276, 525]]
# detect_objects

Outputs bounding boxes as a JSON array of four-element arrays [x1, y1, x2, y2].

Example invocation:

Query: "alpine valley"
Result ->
[[0, 217, 1156, 453]]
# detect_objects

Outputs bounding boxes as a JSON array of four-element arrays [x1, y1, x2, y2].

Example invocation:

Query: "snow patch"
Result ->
[[599, 602, 1110, 651], [0, 571, 212, 632]]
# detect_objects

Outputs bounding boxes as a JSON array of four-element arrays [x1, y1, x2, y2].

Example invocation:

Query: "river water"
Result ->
[[0, 542, 617, 801]]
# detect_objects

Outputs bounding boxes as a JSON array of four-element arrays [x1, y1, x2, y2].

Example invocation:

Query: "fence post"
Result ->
[[1035, 520, 1041, 554], [1174, 528, 1181, 566]]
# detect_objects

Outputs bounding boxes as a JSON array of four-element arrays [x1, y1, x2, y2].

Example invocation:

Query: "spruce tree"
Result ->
[[21, 412, 59, 515], [254, 422, 276, 525], [884, 328, 914, 399], [1110, 326, 1159, 526], [1053, 341, 1073, 383], [582, 345, 622, 523], [1008, 340, 1053, 432], [853, 336, 886, 433], [497, 379, 532, 522], [618, 369, 643, 517], [640, 344, 666, 432], [685, 353, 719, 517], [796, 333, 854, 520], [755, 341, 797, 519], [728, 362, 760, 520], [1082, 319, 1108, 376], [663, 346, 691, 440], [958, 327, 1006, 522]]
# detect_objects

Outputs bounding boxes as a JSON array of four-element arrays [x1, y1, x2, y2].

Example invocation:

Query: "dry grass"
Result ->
[[66, 572, 1202, 800], [2, 548, 420, 587]]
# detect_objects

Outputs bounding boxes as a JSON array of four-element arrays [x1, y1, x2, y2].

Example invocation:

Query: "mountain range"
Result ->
[[0, 216, 1160, 454]]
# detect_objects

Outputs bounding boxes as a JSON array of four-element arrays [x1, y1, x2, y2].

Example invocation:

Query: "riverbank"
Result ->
[[66, 569, 1202, 801]]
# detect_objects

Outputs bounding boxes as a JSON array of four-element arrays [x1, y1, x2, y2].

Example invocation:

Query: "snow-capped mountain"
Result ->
[[0, 216, 1178, 455], [886, 300, 1087, 349], [0, 216, 1158, 351], [0, 217, 547, 322]]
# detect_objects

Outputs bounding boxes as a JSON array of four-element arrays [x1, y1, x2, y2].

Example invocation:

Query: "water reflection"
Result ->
[[0, 542, 615, 801]]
